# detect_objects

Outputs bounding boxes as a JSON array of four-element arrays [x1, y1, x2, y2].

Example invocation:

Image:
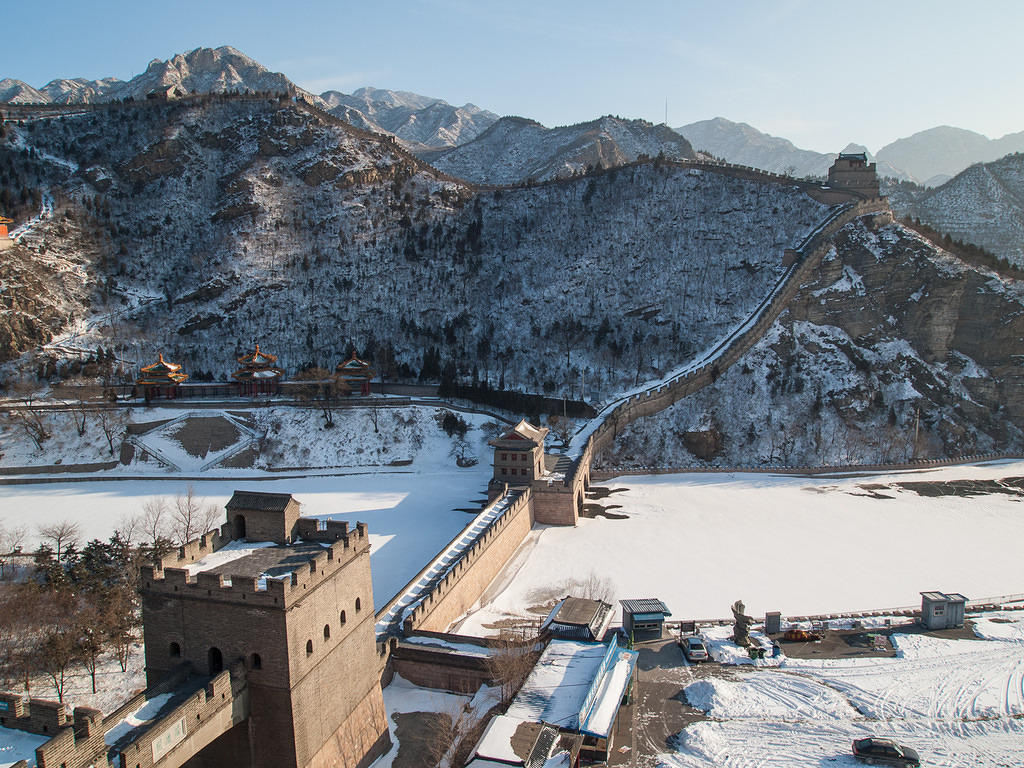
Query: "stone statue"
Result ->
[[731, 599, 753, 647]]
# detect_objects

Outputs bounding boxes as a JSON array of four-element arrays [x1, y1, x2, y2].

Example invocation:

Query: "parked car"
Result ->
[[680, 636, 709, 662], [852, 737, 920, 767]]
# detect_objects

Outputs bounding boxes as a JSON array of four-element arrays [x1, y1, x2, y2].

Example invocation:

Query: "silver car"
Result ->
[[681, 636, 709, 662]]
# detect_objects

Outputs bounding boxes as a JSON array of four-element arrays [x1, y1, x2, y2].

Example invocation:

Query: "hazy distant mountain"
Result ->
[[320, 87, 498, 149], [677, 117, 834, 177], [875, 126, 1024, 185], [0, 47, 311, 105], [0, 78, 47, 103], [677, 118, 910, 181], [903, 152, 1024, 267], [425, 115, 696, 184]]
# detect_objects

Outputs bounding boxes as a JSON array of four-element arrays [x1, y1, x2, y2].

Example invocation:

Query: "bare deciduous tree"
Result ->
[[0, 523, 28, 579], [570, 570, 615, 603], [96, 408, 127, 457], [67, 401, 89, 437], [171, 485, 220, 545], [483, 629, 540, 706], [295, 368, 350, 427], [38, 520, 81, 561], [30, 590, 80, 702], [422, 705, 477, 768], [139, 498, 170, 544]]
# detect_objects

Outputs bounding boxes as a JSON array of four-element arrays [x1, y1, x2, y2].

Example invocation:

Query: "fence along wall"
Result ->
[[587, 199, 892, 460]]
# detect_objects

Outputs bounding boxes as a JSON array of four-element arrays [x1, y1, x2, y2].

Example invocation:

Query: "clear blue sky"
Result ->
[[4, 0, 1022, 153]]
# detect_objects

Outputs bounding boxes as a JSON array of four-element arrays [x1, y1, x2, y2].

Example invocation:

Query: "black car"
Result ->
[[852, 737, 920, 767]]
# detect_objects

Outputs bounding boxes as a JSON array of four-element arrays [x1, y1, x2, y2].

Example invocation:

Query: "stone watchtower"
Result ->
[[140, 491, 390, 768], [827, 152, 880, 198], [486, 420, 585, 527], [488, 420, 548, 486]]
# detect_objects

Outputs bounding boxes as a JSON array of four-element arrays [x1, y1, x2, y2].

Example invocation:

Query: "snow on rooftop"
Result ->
[[183, 539, 276, 577], [401, 635, 495, 657], [472, 714, 527, 763], [581, 649, 635, 738], [505, 639, 636, 737]]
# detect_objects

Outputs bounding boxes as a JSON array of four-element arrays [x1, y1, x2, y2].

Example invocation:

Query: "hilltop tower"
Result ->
[[827, 152, 880, 198], [140, 491, 390, 768]]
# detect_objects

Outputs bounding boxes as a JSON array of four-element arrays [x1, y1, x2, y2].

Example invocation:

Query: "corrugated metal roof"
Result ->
[[921, 591, 968, 603], [226, 490, 296, 512], [619, 598, 671, 616]]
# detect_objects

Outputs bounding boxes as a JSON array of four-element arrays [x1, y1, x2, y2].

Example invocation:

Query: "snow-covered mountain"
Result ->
[[676, 118, 909, 181], [3, 95, 1024, 465], [678, 117, 834, 177], [897, 153, 1024, 267], [0, 96, 815, 401], [320, 87, 498, 149], [875, 126, 1024, 187], [424, 115, 696, 184], [608, 217, 1024, 467], [0, 78, 48, 104], [0, 47, 311, 105]]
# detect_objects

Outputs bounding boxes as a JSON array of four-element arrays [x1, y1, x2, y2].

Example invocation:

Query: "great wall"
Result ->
[[5, 149, 992, 768]]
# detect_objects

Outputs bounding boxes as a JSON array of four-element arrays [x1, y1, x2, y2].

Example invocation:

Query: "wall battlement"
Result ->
[[397, 489, 533, 635], [0, 694, 105, 768], [141, 523, 369, 608]]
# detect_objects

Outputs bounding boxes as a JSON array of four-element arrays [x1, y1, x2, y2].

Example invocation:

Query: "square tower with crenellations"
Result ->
[[827, 152, 880, 198], [140, 490, 390, 768]]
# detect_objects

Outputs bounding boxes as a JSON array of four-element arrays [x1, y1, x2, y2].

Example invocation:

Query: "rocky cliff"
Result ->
[[606, 217, 1024, 466]]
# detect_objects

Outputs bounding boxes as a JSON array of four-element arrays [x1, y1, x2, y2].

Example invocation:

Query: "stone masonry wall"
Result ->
[[588, 199, 892, 461], [401, 489, 534, 634]]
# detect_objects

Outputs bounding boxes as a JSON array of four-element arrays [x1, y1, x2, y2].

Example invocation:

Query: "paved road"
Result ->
[[610, 637, 721, 767]]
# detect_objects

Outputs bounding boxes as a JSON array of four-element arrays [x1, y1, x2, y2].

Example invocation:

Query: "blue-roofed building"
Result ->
[[620, 598, 672, 639], [503, 637, 638, 762]]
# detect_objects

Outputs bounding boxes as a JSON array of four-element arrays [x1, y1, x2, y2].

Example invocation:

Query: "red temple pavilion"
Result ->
[[136, 353, 188, 400], [232, 344, 284, 396], [335, 354, 374, 396]]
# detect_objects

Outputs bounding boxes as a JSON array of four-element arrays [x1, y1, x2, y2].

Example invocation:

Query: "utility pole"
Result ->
[[913, 406, 920, 459]]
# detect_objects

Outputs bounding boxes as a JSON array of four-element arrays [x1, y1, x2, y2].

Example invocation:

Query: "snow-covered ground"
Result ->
[[457, 462, 1024, 633], [0, 468, 487, 609], [665, 614, 1024, 767], [374, 673, 498, 768], [0, 404, 496, 606], [0, 725, 48, 768]]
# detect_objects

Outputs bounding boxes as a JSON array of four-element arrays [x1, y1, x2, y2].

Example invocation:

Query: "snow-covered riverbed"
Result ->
[[457, 461, 1024, 633]]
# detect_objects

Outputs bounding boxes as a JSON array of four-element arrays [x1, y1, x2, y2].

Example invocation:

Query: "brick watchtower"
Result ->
[[140, 491, 390, 768], [827, 152, 880, 198]]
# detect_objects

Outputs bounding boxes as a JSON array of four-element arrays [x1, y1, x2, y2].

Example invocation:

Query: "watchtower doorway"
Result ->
[[208, 646, 223, 675], [233, 514, 246, 539]]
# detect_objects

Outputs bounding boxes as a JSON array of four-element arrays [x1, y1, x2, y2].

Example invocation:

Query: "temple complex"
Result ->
[[336, 354, 374, 395], [231, 343, 284, 396], [0, 215, 12, 251], [136, 353, 188, 401]]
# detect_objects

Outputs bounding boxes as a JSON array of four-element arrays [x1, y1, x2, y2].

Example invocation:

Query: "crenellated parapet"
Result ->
[[140, 523, 370, 609], [0, 693, 105, 768], [151, 526, 233, 573]]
